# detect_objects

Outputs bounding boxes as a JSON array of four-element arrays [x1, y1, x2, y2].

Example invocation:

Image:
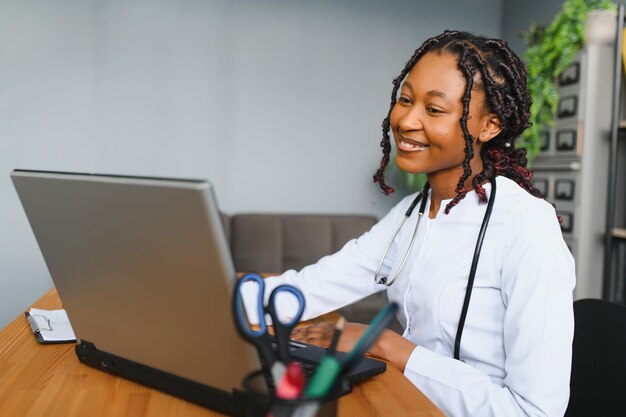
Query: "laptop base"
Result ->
[[76, 341, 250, 417], [75, 339, 387, 416]]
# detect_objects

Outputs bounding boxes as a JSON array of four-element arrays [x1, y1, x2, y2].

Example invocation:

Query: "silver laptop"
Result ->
[[11, 169, 385, 415]]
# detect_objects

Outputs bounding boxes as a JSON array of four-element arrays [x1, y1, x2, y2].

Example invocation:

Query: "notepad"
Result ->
[[25, 308, 76, 344]]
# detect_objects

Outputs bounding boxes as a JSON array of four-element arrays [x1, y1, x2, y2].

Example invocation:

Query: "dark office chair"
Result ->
[[565, 298, 626, 417]]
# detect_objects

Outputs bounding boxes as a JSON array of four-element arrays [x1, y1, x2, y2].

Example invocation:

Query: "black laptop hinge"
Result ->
[[75, 340, 125, 377]]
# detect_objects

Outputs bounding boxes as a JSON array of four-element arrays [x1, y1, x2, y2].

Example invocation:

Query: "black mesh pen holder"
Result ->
[[243, 370, 338, 417]]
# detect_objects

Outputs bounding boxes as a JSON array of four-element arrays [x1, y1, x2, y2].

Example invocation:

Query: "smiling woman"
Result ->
[[243, 30, 575, 417], [390, 52, 502, 216], [375, 31, 542, 215]]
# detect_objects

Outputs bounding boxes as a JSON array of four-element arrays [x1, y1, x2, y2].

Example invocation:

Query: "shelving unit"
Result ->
[[604, 4, 626, 303], [532, 7, 619, 301]]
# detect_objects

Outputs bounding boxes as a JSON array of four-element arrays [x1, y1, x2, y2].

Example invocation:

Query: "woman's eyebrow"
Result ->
[[403, 81, 450, 103], [426, 90, 450, 103]]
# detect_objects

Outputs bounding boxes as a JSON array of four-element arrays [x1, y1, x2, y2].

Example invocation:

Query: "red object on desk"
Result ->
[[275, 362, 306, 400]]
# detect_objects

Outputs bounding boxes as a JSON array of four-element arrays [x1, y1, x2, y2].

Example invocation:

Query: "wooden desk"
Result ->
[[0, 289, 444, 417]]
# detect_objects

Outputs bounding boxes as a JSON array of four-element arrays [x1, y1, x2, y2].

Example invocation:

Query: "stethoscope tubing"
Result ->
[[453, 178, 496, 360], [373, 183, 430, 287]]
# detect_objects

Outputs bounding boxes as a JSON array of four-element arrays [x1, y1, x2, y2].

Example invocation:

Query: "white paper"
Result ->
[[28, 308, 76, 342]]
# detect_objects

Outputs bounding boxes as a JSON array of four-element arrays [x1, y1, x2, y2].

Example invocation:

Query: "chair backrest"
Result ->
[[226, 212, 402, 331], [228, 213, 376, 273], [565, 298, 626, 417]]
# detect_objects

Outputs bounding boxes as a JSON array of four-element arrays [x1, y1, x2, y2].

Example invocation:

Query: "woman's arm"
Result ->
[[291, 322, 416, 372], [239, 193, 418, 323]]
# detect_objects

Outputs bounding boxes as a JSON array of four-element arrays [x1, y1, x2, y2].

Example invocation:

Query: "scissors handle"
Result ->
[[266, 284, 306, 364], [232, 273, 276, 369]]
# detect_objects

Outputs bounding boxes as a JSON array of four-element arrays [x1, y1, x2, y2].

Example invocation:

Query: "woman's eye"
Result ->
[[398, 96, 411, 105], [426, 106, 443, 114]]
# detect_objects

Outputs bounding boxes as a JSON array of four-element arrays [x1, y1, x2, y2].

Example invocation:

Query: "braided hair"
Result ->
[[373, 31, 542, 214]]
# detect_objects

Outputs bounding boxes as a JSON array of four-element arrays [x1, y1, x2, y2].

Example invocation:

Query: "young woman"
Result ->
[[243, 31, 575, 417]]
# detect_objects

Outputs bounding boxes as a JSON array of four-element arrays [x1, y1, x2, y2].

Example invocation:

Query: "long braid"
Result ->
[[375, 31, 544, 209], [461, 44, 539, 200], [445, 44, 475, 213], [464, 47, 506, 203]]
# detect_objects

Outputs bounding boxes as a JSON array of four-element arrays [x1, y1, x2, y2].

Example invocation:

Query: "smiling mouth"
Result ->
[[397, 138, 429, 152]]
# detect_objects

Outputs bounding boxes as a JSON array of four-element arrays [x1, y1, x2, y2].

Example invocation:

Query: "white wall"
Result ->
[[0, 0, 503, 328]]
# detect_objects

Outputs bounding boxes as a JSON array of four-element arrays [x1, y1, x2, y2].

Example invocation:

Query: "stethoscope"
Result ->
[[374, 178, 497, 360]]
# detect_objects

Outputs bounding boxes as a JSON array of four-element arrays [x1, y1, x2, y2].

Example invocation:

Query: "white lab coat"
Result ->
[[243, 176, 575, 417]]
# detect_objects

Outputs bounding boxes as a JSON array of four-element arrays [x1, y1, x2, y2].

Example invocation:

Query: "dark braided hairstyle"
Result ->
[[373, 31, 543, 214]]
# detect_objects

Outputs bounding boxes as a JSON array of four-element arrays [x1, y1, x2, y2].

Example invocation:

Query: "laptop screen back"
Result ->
[[11, 170, 259, 392]]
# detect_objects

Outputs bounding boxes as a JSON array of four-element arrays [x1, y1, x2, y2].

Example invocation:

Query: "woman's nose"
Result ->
[[398, 108, 424, 132]]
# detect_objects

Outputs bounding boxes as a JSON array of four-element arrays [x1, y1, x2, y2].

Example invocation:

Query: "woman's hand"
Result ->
[[291, 321, 369, 353], [290, 321, 416, 372]]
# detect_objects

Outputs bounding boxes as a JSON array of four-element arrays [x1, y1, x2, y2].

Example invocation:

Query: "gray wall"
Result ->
[[501, 0, 567, 56], [0, 0, 504, 328]]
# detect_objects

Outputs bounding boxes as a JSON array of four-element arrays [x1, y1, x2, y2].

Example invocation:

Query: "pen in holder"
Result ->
[[243, 370, 338, 417]]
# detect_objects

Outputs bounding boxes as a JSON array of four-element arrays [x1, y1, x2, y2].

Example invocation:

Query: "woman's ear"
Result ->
[[478, 113, 502, 143]]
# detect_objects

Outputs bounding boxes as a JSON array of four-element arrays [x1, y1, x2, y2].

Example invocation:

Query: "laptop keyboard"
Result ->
[[267, 339, 319, 377], [262, 338, 352, 396]]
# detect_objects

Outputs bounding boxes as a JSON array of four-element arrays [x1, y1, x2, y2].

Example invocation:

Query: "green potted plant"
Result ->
[[521, 0, 616, 161]]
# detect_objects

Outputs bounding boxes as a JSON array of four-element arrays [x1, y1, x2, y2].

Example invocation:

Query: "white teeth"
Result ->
[[400, 140, 427, 151]]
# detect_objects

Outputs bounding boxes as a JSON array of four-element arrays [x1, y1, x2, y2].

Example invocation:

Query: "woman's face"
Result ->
[[390, 51, 494, 185]]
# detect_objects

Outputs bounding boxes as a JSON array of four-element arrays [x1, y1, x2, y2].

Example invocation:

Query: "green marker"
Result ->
[[303, 355, 342, 398], [341, 303, 398, 372], [304, 303, 399, 399]]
